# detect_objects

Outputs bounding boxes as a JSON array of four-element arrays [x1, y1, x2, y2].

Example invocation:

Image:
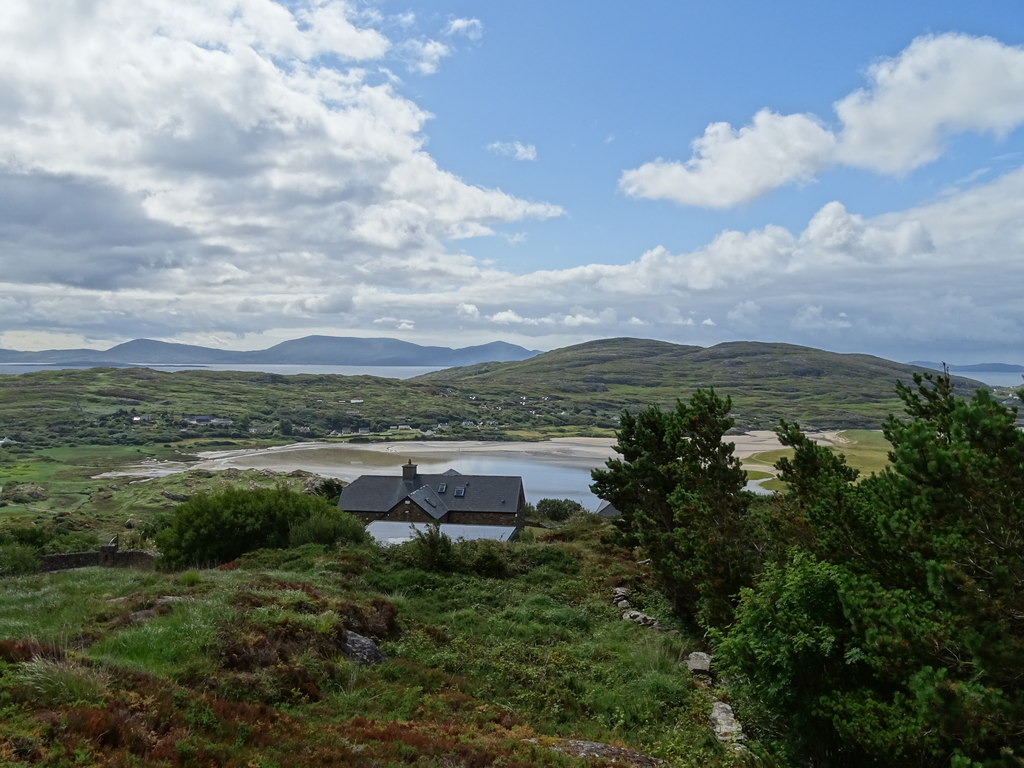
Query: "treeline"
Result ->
[[592, 375, 1023, 767]]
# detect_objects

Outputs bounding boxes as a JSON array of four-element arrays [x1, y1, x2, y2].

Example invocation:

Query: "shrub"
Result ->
[[536, 497, 586, 521], [467, 539, 509, 578], [394, 528, 513, 577], [399, 525, 460, 572], [0, 544, 40, 576], [289, 510, 367, 548], [156, 487, 365, 569]]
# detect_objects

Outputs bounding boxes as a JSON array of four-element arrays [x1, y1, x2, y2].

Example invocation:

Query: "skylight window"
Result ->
[[454, 487, 465, 497], [438, 483, 447, 493]]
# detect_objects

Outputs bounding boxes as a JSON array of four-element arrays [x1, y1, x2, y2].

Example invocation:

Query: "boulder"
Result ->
[[529, 738, 663, 767], [710, 701, 746, 748], [343, 630, 385, 665], [611, 586, 633, 609], [621, 610, 665, 630], [685, 651, 713, 677]]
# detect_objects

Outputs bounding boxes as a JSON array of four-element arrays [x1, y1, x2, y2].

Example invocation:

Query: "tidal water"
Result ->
[[0, 363, 443, 379], [190, 444, 612, 511]]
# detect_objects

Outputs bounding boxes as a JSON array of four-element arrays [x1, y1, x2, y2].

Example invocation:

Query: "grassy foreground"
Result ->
[[0, 519, 750, 768]]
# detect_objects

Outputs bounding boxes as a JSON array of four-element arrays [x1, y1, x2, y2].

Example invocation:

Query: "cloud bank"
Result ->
[[622, 34, 1024, 208], [0, 8, 1021, 365]]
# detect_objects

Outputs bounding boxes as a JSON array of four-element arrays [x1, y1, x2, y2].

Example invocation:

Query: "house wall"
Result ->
[[382, 500, 445, 524], [447, 511, 522, 526]]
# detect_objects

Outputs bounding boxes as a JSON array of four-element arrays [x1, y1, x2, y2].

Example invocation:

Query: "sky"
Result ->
[[2, 0, 1024, 364]]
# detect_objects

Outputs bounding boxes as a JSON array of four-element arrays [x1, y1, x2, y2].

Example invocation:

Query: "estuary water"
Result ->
[[189, 439, 619, 510], [0, 363, 443, 378]]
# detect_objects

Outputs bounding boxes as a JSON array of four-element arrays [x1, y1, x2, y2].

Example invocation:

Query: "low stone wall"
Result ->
[[40, 544, 155, 573], [39, 551, 100, 572]]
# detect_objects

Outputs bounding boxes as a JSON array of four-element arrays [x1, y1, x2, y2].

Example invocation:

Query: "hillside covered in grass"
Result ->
[[0, 518, 746, 768], [0, 339, 992, 453], [415, 338, 986, 429]]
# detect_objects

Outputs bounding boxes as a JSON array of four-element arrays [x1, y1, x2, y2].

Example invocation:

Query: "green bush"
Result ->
[[156, 487, 366, 569], [466, 539, 509, 578], [0, 544, 40, 576], [399, 525, 460, 572], [535, 497, 586, 521], [395, 527, 513, 577], [289, 510, 367, 548]]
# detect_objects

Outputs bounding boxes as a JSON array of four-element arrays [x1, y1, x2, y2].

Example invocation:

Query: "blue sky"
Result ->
[[2, 0, 1023, 363]]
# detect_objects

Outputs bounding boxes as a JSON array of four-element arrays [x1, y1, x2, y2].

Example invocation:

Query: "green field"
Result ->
[[746, 429, 892, 492]]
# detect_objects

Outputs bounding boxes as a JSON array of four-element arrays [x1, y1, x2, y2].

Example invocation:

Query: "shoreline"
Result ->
[[94, 430, 855, 486], [189, 430, 849, 473]]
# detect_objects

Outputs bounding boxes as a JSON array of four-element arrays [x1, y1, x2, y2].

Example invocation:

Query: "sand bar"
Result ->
[[189, 431, 845, 477]]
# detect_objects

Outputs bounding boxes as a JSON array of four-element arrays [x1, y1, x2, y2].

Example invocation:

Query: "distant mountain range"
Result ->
[[0, 336, 540, 368], [909, 361, 1024, 373]]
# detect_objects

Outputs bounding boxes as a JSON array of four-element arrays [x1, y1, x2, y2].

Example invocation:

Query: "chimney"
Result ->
[[402, 459, 417, 482]]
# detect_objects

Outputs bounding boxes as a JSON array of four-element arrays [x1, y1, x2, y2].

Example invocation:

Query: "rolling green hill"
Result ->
[[0, 339, 995, 453], [414, 338, 986, 430]]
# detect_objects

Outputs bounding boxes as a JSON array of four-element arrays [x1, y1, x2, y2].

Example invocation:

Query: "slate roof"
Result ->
[[339, 469, 523, 517]]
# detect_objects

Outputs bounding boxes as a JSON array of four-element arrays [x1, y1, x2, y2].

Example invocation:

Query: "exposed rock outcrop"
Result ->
[[342, 630, 385, 665], [530, 738, 663, 767]]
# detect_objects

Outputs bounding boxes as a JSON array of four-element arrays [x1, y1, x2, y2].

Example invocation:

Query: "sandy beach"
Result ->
[[189, 430, 847, 477]]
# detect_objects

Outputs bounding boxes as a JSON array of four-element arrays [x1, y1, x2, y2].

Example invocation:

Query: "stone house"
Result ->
[[338, 460, 526, 530]]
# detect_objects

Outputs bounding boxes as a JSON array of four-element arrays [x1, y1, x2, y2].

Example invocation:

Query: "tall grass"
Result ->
[[87, 597, 228, 678], [12, 656, 109, 705]]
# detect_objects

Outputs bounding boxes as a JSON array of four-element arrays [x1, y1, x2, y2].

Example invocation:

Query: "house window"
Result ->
[[454, 487, 465, 497], [438, 483, 447, 493]]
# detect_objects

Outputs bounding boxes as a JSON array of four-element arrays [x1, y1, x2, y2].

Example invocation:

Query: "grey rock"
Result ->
[[528, 738, 663, 767], [622, 609, 665, 630], [710, 701, 746, 749], [343, 630, 386, 665], [686, 651, 713, 676]]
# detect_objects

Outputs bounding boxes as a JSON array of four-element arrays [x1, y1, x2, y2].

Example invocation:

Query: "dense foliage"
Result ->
[[156, 487, 367, 568], [535, 497, 587, 521], [591, 389, 756, 626], [594, 376, 1024, 766]]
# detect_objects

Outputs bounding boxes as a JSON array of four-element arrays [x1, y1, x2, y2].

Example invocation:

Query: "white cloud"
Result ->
[[329, 166, 1023, 358], [489, 309, 534, 325], [619, 110, 835, 208], [0, 1, 561, 310], [393, 12, 416, 28], [792, 306, 852, 331], [562, 313, 600, 327], [727, 301, 761, 328], [445, 18, 483, 41], [836, 34, 1024, 173], [3, 10, 1022, 364], [622, 34, 1024, 208], [400, 38, 451, 75], [487, 141, 538, 162]]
